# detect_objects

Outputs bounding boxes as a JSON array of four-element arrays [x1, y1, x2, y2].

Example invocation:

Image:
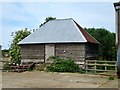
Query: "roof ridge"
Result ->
[[51, 18, 73, 21]]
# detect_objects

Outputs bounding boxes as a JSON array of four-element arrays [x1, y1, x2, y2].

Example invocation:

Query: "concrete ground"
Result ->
[[1, 71, 118, 88]]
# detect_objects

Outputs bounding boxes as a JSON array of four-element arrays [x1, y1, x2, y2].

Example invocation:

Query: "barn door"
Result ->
[[45, 44, 55, 62]]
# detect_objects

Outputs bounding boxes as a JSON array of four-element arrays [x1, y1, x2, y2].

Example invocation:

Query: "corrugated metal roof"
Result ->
[[73, 20, 100, 44], [19, 18, 99, 44]]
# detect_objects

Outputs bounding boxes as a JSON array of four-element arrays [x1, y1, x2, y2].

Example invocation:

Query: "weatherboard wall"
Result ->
[[19, 43, 99, 67], [20, 44, 45, 63], [55, 43, 85, 63], [85, 43, 99, 59], [20, 43, 86, 64]]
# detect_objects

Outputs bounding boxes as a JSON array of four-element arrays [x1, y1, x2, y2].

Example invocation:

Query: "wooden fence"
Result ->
[[85, 60, 117, 76]]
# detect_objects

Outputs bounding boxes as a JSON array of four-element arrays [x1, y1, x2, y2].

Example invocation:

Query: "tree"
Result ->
[[85, 28, 117, 61], [2, 49, 9, 58], [9, 28, 31, 64], [39, 17, 56, 27], [9, 17, 56, 64]]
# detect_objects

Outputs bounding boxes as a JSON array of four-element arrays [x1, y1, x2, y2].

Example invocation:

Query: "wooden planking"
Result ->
[[55, 43, 85, 62], [86, 64, 116, 67], [86, 60, 116, 63], [85, 60, 117, 75], [20, 44, 45, 62], [19, 43, 99, 65], [55, 44, 85, 50], [85, 43, 99, 59]]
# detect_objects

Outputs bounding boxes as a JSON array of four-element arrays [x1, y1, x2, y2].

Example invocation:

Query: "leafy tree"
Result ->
[[2, 49, 9, 57], [9, 17, 56, 64], [9, 28, 31, 64], [39, 17, 56, 27], [85, 28, 117, 61]]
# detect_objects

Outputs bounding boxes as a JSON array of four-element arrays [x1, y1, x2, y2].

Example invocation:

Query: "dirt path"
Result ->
[[2, 71, 118, 88]]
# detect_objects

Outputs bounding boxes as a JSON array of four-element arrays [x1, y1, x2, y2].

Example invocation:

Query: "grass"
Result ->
[[108, 76, 115, 80]]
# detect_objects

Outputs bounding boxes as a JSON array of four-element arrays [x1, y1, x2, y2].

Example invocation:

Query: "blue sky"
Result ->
[[1, 2, 116, 49]]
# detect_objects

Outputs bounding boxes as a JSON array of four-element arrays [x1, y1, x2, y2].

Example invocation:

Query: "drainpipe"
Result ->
[[113, 1, 120, 78]]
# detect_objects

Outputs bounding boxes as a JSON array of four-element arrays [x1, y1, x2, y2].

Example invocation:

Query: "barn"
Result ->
[[19, 18, 99, 66]]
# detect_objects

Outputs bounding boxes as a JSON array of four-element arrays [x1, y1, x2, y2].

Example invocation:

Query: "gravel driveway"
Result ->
[[2, 71, 118, 88]]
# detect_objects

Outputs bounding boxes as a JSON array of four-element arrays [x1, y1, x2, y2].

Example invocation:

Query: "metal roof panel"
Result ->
[[19, 18, 87, 44]]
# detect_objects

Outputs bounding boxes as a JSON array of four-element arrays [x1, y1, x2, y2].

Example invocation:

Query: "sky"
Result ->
[[1, 1, 118, 49]]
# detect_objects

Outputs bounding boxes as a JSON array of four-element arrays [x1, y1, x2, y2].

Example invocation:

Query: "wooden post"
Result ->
[[86, 60, 88, 74], [94, 60, 96, 74], [105, 61, 107, 74], [115, 65, 117, 75]]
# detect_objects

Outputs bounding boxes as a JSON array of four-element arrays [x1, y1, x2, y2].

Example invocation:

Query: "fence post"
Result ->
[[86, 60, 87, 74], [85, 60, 116, 75], [105, 61, 107, 74], [94, 60, 96, 74], [115, 65, 117, 75]]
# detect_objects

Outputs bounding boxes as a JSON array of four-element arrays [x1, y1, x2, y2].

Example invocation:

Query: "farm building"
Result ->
[[19, 18, 99, 66]]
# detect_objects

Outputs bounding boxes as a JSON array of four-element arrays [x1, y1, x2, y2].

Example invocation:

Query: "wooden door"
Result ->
[[45, 44, 54, 62]]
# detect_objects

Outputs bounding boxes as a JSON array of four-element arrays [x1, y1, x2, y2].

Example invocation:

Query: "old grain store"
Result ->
[[19, 18, 99, 66]]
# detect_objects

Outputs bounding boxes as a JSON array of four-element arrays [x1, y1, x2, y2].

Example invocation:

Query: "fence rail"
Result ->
[[85, 60, 117, 76], [1, 58, 117, 76]]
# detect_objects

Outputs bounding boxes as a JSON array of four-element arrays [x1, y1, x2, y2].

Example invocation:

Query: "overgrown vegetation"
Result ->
[[108, 76, 115, 80], [2, 49, 9, 58], [3, 61, 11, 71], [9, 28, 31, 64], [35, 64, 47, 71], [46, 56, 85, 73]]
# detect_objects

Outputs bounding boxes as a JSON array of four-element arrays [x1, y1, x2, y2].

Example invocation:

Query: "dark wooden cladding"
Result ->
[[85, 43, 99, 59], [20, 44, 45, 62], [55, 44, 85, 62], [19, 43, 99, 66]]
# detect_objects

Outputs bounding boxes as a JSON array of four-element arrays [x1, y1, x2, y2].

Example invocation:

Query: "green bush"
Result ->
[[46, 56, 80, 73], [35, 64, 47, 71], [26, 68, 33, 71], [79, 68, 86, 74], [3, 61, 11, 70], [108, 76, 115, 80]]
